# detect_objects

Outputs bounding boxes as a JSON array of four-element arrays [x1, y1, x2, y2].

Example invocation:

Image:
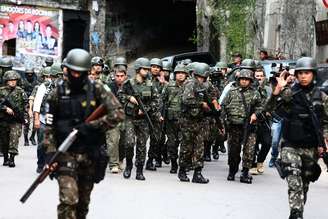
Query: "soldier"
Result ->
[[90, 56, 104, 77], [43, 48, 124, 219], [178, 62, 213, 184], [0, 57, 13, 85], [146, 58, 165, 170], [106, 65, 128, 173], [22, 67, 39, 146], [221, 69, 263, 184], [228, 52, 242, 69], [265, 57, 328, 219], [250, 67, 272, 175], [33, 67, 57, 173], [0, 70, 28, 167], [161, 64, 188, 173], [119, 57, 162, 180]]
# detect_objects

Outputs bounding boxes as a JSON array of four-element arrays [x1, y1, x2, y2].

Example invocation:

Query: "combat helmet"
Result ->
[[91, 56, 104, 67], [240, 59, 256, 70], [0, 57, 13, 68], [215, 61, 228, 69], [134, 57, 151, 70], [3, 70, 20, 81], [193, 63, 210, 78], [150, 58, 163, 68], [63, 49, 92, 72], [162, 61, 172, 72], [114, 56, 127, 67], [174, 64, 189, 74], [238, 69, 254, 81], [51, 62, 63, 75], [295, 57, 317, 74]]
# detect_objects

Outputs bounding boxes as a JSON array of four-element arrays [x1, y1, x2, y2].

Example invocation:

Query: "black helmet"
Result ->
[[301, 155, 321, 182], [64, 49, 91, 72], [91, 56, 104, 67], [295, 57, 317, 74], [193, 63, 210, 78], [114, 56, 127, 67], [240, 59, 256, 70], [150, 58, 163, 68], [134, 57, 151, 70]]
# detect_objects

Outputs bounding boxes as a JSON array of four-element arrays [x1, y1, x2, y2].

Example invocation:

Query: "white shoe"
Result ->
[[249, 167, 259, 175], [111, 166, 119, 174]]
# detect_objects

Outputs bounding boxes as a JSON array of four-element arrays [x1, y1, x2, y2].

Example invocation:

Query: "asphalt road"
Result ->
[[1, 141, 328, 219]]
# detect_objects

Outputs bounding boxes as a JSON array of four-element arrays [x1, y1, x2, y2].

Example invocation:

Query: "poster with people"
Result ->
[[0, 4, 60, 59]]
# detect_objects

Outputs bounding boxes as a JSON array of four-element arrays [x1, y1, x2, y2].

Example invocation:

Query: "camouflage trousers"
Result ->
[[124, 118, 149, 167], [148, 119, 162, 160], [281, 146, 317, 215], [179, 118, 205, 169], [166, 120, 181, 160], [56, 153, 95, 219], [106, 124, 120, 168], [227, 124, 256, 170], [0, 122, 21, 155]]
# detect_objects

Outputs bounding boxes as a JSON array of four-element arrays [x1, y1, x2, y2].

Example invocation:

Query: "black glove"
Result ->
[[75, 123, 96, 138]]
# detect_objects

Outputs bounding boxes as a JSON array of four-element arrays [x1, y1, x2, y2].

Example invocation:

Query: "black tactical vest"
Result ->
[[55, 80, 105, 152], [283, 84, 323, 147]]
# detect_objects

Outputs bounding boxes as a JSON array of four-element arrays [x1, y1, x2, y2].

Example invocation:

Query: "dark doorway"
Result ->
[[63, 10, 90, 58], [107, 0, 197, 58], [2, 39, 16, 56]]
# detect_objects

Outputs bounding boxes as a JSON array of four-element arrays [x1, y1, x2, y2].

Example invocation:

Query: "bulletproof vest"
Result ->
[[55, 80, 105, 152], [181, 79, 204, 119], [124, 79, 153, 118], [23, 78, 38, 97], [282, 85, 322, 147], [166, 81, 183, 120], [40, 82, 55, 115]]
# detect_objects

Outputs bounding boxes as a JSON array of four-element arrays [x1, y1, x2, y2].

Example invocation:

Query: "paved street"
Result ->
[[1, 141, 328, 219]]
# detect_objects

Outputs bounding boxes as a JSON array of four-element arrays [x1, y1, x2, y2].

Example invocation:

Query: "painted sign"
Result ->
[[0, 4, 61, 68]]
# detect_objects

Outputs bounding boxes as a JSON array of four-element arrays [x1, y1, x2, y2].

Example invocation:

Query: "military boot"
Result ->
[[289, 209, 303, 219], [123, 159, 133, 179], [136, 165, 145, 181], [178, 167, 190, 182], [29, 130, 37, 146], [3, 153, 9, 166], [212, 144, 219, 160], [170, 159, 178, 174], [192, 168, 209, 184], [227, 165, 238, 181], [8, 154, 16, 168], [145, 158, 156, 171], [240, 168, 252, 184], [162, 151, 170, 165], [219, 144, 226, 153], [24, 133, 29, 146], [155, 158, 162, 168]]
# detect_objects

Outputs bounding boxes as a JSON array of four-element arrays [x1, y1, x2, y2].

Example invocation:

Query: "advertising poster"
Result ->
[[0, 4, 61, 67]]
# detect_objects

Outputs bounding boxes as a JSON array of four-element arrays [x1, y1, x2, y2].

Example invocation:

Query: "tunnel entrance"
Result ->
[[107, 0, 197, 59]]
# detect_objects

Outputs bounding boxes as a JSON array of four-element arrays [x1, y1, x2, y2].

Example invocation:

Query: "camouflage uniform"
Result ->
[[221, 80, 262, 180], [119, 76, 161, 173], [161, 80, 185, 172], [21, 71, 39, 145], [179, 77, 208, 178], [0, 71, 28, 167], [43, 49, 124, 219], [44, 79, 124, 219], [266, 83, 328, 218]]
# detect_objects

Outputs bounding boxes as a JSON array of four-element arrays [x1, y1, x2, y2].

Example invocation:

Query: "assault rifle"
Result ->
[[125, 80, 159, 142], [20, 104, 107, 203], [196, 88, 221, 119], [0, 96, 25, 123]]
